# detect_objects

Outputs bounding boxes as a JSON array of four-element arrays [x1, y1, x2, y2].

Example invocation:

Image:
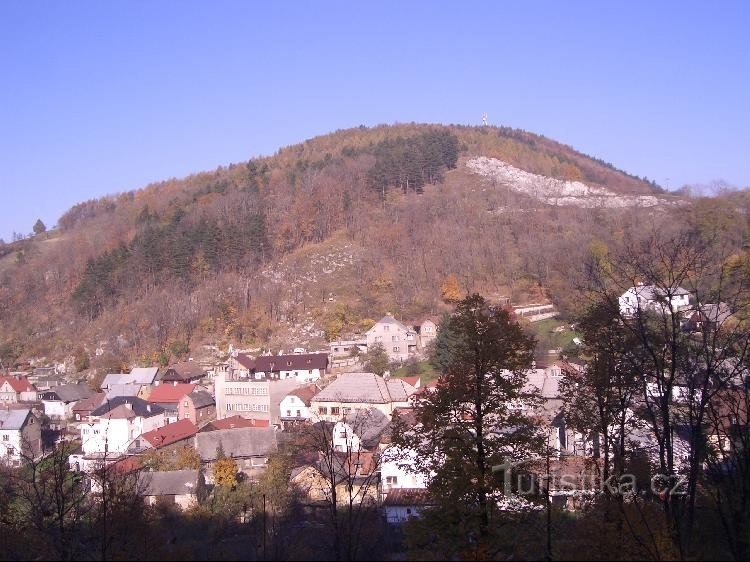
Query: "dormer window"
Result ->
[[287, 361, 292, 367]]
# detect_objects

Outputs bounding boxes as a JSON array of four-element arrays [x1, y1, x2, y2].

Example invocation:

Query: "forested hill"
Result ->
[[2, 122, 733, 371]]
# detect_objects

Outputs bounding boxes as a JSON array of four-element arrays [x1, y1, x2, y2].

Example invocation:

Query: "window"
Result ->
[[185, 412, 190, 418], [296, 410, 301, 417], [2, 435, 8, 441], [393, 346, 400, 352], [384, 325, 389, 332], [286, 410, 292, 417], [319, 407, 328, 415], [287, 361, 292, 367], [386, 476, 398, 485], [331, 407, 340, 416], [184, 400, 189, 407], [309, 369, 312, 374], [392, 335, 397, 342], [342, 407, 351, 415]]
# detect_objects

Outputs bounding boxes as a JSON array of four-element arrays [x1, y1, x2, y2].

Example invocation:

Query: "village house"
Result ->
[[72, 392, 107, 422], [331, 407, 391, 453], [177, 390, 215, 426], [128, 418, 197, 454], [230, 352, 328, 384], [279, 384, 318, 429], [311, 372, 417, 422], [684, 302, 734, 333], [0, 408, 41, 466], [0, 375, 37, 403], [214, 368, 299, 425], [138, 469, 207, 510], [383, 488, 432, 525], [194, 426, 277, 482], [40, 383, 93, 421], [159, 361, 206, 384], [291, 450, 379, 508], [71, 397, 167, 471], [619, 283, 691, 318], [366, 314, 419, 362], [147, 383, 197, 421]]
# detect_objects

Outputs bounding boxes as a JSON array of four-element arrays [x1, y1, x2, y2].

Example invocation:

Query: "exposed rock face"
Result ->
[[466, 156, 665, 208]]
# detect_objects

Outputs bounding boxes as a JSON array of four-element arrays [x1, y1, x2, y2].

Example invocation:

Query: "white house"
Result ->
[[331, 408, 391, 452], [366, 314, 419, 362], [234, 352, 329, 384], [279, 384, 318, 427], [0, 376, 37, 403], [77, 397, 166, 459], [0, 408, 41, 466], [40, 384, 93, 420], [380, 445, 428, 497], [383, 488, 432, 525], [619, 284, 691, 317], [311, 373, 417, 422]]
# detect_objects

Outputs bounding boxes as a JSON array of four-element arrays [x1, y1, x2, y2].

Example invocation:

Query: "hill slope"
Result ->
[[0, 123, 704, 369]]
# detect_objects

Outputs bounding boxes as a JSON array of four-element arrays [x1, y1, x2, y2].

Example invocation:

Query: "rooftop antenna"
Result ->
[[482, 113, 489, 127]]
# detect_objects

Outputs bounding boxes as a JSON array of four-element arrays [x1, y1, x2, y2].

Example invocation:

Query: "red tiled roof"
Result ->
[[402, 376, 420, 388], [288, 384, 319, 406], [110, 455, 142, 474], [148, 383, 196, 403], [0, 376, 35, 393], [141, 419, 197, 449], [203, 415, 270, 431], [73, 392, 106, 413], [384, 488, 432, 507]]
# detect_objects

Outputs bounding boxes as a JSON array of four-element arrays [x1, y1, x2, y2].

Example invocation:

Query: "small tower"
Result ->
[[482, 113, 489, 127]]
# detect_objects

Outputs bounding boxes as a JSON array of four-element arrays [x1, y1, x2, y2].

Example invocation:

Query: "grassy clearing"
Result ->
[[392, 360, 439, 383], [526, 318, 581, 353]]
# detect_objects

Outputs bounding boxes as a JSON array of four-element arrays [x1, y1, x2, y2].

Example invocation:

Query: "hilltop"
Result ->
[[2, 122, 737, 370]]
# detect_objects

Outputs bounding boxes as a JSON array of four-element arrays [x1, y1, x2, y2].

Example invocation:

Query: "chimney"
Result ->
[[124, 402, 132, 410], [147, 404, 152, 413]]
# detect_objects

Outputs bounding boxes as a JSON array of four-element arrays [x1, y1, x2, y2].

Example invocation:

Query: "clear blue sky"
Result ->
[[1, 1, 748, 240]]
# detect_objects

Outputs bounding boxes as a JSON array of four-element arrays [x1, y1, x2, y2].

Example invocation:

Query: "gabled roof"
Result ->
[[141, 418, 197, 448], [401, 376, 420, 388], [72, 392, 107, 413], [188, 390, 214, 409], [41, 383, 92, 403], [148, 383, 196, 403], [105, 384, 142, 400], [0, 408, 32, 430], [0, 376, 35, 393], [162, 361, 205, 382], [287, 384, 319, 406], [200, 415, 269, 431], [367, 314, 412, 334], [312, 373, 416, 404], [383, 488, 432, 507], [91, 396, 164, 418], [138, 470, 201, 497], [254, 353, 328, 373], [129, 367, 160, 385], [101, 404, 137, 420], [194, 427, 276, 461], [234, 354, 256, 371], [101, 373, 130, 388]]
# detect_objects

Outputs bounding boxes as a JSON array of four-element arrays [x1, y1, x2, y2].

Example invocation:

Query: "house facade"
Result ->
[[0, 376, 37, 403], [214, 370, 299, 424], [0, 408, 41, 465], [40, 384, 93, 420], [279, 384, 318, 428], [194, 426, 277, 482], [619, 284, 691, 317], [139, 470, 207, 510], [365, 314, 418, 362], [310, 373, 417, 422], [177, 390, 216, 425]]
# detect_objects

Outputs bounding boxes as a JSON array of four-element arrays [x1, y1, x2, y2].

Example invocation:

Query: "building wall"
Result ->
[[215, 373, 299, 424], [81, 412, 166, 455], [384, 505, 424, 524], [310, 400, 411, 423], [178, 398, 215, 424], [280, 395, 312, 421], [380, 447, 427, 495], [366, 320, 416, 362], [0, 415, 41, 464], [42, 400, 70, 419]]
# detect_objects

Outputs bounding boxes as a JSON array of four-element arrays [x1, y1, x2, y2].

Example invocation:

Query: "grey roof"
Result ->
[[105, 384, 142, 400], [698, 303, 733, 324], [189, 391, 215, 409], [0, 408, 32, 430], [629, 285, 690, 301], [42, 383, 92, 403], [101, 373, 131, 388], [91, 396, 165, 418], [194, 427, 277, 461], [367, 314, 414, 334], [344, 407, 391, 448], [129, 367, 159, 385], [312, 373, 416, 404], [138, 470, 202, 497]]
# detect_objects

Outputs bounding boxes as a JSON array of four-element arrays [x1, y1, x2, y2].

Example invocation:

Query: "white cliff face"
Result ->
[[466, 156, 665, 208]]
